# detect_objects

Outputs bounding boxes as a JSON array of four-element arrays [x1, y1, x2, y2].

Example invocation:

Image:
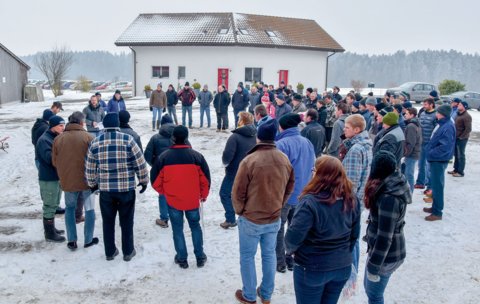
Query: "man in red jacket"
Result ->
[[151, 125, 211, 269]]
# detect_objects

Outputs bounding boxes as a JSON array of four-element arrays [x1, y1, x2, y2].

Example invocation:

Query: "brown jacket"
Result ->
[[52, 124, 94, 192], [232, 143, 295, 224], [455, 110, 472, 140], [150, 89, 167, 108]]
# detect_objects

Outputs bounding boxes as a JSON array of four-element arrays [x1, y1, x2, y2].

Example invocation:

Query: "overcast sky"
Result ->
[[1, 0, 478, 56]]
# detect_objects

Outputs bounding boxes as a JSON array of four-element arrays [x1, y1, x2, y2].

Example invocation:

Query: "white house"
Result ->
[[115, 13, 344, 96]]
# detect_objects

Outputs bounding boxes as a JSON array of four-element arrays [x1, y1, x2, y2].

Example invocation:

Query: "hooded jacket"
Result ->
[[342, 130, 373, 203], [107, 97, 126, 113], [36, 129, 60, 181], [144, 123, 175, 166], [119, 122, 142, 152], [31, 118, 49, 147], [83, 101, 105, 132], [366, 171, 410, 275], [166, 89, 178, 106], [301, 120, 326, 157], [427, 117, 456, 162], [276, 128, 316, 206], [222, 124, 257, 176], [404, 118, 422, 159], [373, 124, 405, 168]]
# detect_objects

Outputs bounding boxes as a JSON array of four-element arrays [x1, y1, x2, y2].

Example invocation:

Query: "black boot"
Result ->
[[55, 207, 65, 215], [55, 227, 65, 235], [43, 218, 66, 243]]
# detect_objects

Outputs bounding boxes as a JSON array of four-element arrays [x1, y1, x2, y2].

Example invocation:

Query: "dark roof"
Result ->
[[115, 13, 344, 52], [0, 43, 30, 70]]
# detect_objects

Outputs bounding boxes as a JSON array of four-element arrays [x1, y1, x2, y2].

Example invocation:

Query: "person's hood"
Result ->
[[34, 117, 48, 125], [119, 122, 131, 129], [344, 130, 372, 151], [159, 123, 175, 137], [405, 117, 420, 127], [232, 124, 257, 137], [380, 171, 411, 198]]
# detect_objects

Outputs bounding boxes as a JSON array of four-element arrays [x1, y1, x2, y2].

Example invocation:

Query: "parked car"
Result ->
[[441, 91, 480, 111], [90, 81, 104, 90], [95, 82, 111, 90], [107, 81, 132, 91], [387, 82, 438, 103]]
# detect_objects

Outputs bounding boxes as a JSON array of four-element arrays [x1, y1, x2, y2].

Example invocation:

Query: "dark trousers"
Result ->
[[276, 204, 295, 267], [216, 112, 228, 130], [325, 127, 333, 143], [99, 190, 136, 257], [453, 138, 468, 175], [219, 174, 236, 223]]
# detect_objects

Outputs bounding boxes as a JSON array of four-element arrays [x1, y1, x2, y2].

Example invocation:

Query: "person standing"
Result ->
[[32, 109, 55, 168], [316, 99, 327, 127], [219, 112, 256, 229], [450, 101, 472, 177], [232, 84, 249, 128], [166, 84, 179, 125], [327, 102, 349, 157], [424, 105, 455, 221], [83, 94, 105, 137], [52, 112, 98, 250], [261, 92, 276, 118], [232, 119, 295, 304], [85, 113, 149, 261], [274, 94, 292, 119], [332, 86, 342, 103], [373, 112, 405, 169], [198, 84, 213, 128], [247, 86, 261, 115], [119, 110, 142, 151], [285, 156, 360, 304], [51, 101, 64, 114], [177, 82, 196, 128], [364, 96, 377, 132], [449, 98, 461, 121], [95, 92, 108, 112], [415, 98, 437, 190], [107, 90, 126, 113], [363, 151, 410, 304], [292, 94, 307, 114], [324, 94, 337, 144], [144, 114, 178, 228], [254, 104, 273, 129], [403, 108, 422, 192], [149, 83, 167, 131], [213, 85, 230, 132], [151, 126, 211, 269], [275, 113, 316, 273], [36, 115, 66, 242], [301, 109, 326, 157]]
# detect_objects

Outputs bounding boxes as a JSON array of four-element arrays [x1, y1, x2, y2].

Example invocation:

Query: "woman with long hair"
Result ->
[[285, 155, 360, 304], [363, 150, 411, 304]]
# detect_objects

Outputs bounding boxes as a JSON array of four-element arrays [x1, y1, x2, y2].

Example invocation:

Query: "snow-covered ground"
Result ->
[[0, 99, 479, 303]]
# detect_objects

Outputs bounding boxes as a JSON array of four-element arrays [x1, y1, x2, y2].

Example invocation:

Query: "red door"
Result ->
[[279, 70, 289, 87], [218, 68, 229, 91]]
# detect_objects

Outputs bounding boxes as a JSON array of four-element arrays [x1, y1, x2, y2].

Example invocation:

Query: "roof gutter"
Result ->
[[325, 52, 337, 91], [129, 46, 137, 96]]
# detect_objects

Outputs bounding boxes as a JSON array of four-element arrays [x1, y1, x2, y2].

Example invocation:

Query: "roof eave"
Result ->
[[0, 43, 30, 70]]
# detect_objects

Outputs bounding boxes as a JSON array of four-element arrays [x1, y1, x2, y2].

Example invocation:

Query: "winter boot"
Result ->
[[43, 218, 66, 243], [156, 120, 160, 130]]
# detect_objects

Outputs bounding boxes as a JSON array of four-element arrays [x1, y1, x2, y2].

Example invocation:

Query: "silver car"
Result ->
[[387, 82, 438, 103], [441, 91, 480, 110]]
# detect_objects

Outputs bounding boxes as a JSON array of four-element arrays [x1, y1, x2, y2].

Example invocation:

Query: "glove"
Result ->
[[366, 271, 380, 283], [90, 184, 99, 193], [137, 182, 147, 194], [163, 107, 166, 113], [149, 107, 153, 111]]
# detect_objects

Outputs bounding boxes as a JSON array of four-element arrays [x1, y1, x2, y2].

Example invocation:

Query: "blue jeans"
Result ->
[[364, 269, 392, 304], [219, 174, 236, 223], [238, 216, 281, 302], [64, 190, 95, 244], [200, 105, 211, 127], [404, 157, 417, 193], [416, 143, 430, 186], [429, 161, 448, 217], [158, 194, 169, 221], [152, 106, 163, 123], [167, 105, 178, 125], [294, 265, 351, 304], [168, 206, 204, 261], [182, 105, 193, 127]]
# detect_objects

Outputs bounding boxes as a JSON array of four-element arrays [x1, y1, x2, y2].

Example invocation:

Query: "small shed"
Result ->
[[0, 43, 30, 104]]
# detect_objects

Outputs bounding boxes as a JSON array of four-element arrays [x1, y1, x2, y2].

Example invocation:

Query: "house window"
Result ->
[[266, 30, 277, 37], [152, 66, 169, 78], [245, 68, 262, 83], [178, 66, 186, 79], [239, 29, 249, 35], [218, 28, 229, 34]]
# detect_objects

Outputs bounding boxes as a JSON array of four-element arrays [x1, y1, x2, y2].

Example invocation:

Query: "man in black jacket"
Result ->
[[301, 109, 326, 157], [32, 109, 55, 168], [36, 115, 66, 243], [373, 112, 405, 169], [231, 84, 249, 128], [403, 108, 422, 192], [214, 85, 230, 132], [119, 110, 142, 151]]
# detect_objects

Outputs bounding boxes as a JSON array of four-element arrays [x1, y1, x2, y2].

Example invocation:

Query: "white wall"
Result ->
[[133, 46, 327, 95]]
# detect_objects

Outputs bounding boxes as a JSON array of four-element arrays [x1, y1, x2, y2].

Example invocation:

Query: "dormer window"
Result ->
[[218, 28, 229, 34], [266, 30, 277, 37], [239, 29, 249, 35]]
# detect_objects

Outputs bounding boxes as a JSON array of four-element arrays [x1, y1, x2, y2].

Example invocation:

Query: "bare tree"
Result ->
[[35, 46, 74, 97], [350, 79, 366, 93]]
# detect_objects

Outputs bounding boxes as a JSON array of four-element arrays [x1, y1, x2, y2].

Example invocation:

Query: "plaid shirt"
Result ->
[[342, 130, 372, 203], [85, 130, 148, 192]]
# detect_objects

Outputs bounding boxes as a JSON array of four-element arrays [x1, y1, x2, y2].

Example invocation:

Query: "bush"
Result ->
[[77, 76, 91, 92], [296, 82, 304, 90], [192, 82, 201, 90], [144, 84, 152, 91], [438, 79, 466, 95]]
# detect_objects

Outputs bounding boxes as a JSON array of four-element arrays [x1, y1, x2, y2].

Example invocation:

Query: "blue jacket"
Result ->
[[276, 128, 316, 205], [98, 99, 108, 112], [427, 117, 456, 162], [231, 89, 249, 111], [36, 130, 59, 181], [107, 97, 126, 113], [198, 90, 213, 107]]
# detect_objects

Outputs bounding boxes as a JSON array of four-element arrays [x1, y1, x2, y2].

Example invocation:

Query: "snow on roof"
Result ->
[[115, 13, 344, 52]]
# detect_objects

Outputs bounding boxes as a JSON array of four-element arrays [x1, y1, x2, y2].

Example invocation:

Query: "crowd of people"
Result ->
[[30, 80, 472, 304]]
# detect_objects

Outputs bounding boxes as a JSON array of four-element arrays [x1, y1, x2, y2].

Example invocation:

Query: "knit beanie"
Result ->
[[257, 119, 277, 141], [402, 101, 413, 109], [118, 110, 130, 124], [279, 113, 302, 130], [393, 104, 403, 114], [172, 125, 189, 144], [160, 114, 173, 125], [437, 104, 452, 117], [382, 112, 399, 126], [366, 96, 377, 106], [375, 103, 386, 112], [352, 101, 360, 110], [293, 94, 302, 101], [48, 115, 65, 128], [103, 113, 120, 129], [370, 150, 397, 179], [261, 92, 270, 103], [460, 101, 469, 110], [429, 90, 439, 98], [43, 109, 54, 121], [379, 106, 393, 116]]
